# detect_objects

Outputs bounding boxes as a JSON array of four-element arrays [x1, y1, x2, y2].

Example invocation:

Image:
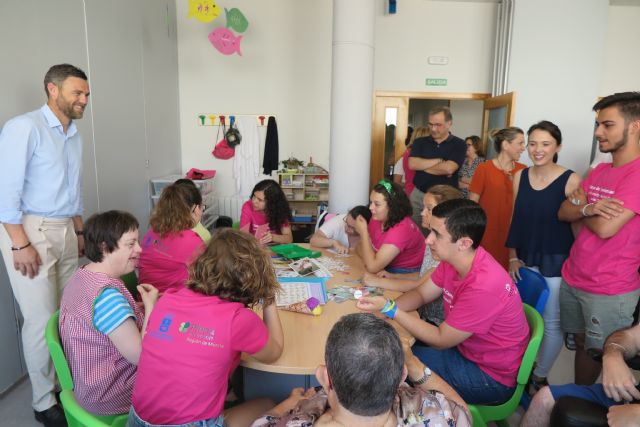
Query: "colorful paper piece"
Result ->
[[208, 27, 242, 56], [225, 8, 249, 33], [188, 0, 221, 23]]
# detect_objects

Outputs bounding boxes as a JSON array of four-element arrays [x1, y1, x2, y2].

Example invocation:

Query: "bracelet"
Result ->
[[581, 203, 594, 217], [509, 257, 521, 263], [75, 230, 84, 236], [605, 342, 628, 355], [11, 242, 31, 251], [380, 299, 398, 319]]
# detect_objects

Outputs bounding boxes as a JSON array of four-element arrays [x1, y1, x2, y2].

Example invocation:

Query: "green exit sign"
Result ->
[[426, 78, 447, 86]]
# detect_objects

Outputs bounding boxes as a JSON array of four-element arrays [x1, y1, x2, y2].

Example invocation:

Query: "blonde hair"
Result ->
[[408, 126, 430, 148], [490, 127, 524, 153], [427, 185, 463, 204], [187, 229, 280, 307]]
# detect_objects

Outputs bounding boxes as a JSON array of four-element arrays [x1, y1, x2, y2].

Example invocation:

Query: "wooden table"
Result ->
[[241, 248, 410, 401]]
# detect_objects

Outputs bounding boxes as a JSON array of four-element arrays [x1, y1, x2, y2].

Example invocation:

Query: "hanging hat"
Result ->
[[212, 138, 235, 160]]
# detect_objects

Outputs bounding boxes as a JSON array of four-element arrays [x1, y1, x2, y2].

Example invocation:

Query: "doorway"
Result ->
[[370, 91, 517, 189]]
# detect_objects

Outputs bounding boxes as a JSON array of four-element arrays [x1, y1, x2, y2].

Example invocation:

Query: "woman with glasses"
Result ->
[[355, 180, 425, 274], [458, 135, 485, 198], [138, 181, 207, 294], [240, 179, 293, 245]]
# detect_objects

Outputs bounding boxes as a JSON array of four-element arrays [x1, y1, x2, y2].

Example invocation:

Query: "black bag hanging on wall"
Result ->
[[225, 122, 242, 148]]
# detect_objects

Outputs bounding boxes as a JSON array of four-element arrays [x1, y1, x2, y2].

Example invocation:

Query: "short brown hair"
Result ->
[[44, 64, 87, 98], [428, 106, 452, 122], [186, 229, 280, 306], [426, 185, 463, 204], [149, 183, 202, 237]]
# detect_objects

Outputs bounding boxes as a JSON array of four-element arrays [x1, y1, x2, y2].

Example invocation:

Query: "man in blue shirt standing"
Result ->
[[408, 106, 466, 229], [0, 64, 90, 427]]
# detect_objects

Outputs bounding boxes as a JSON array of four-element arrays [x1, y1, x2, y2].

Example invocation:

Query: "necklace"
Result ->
[[494, 157, 515, 180]]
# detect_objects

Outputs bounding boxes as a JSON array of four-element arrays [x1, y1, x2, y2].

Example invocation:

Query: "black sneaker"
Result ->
[[34, 404, 67, 427]]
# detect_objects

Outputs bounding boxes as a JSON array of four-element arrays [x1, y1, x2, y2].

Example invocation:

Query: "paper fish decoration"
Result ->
[[188, 0, 221, 23], [225, 8, 249, 33], [208, 28, 243, 56]]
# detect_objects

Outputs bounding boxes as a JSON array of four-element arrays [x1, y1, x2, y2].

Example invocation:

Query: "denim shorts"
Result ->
[[127, 407, 225, 427], [559, 279, 640, 350]]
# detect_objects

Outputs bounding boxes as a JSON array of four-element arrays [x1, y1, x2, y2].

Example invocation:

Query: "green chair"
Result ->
[[120, 271, 139, 300], [467, 304, 544, 427], [45, 311, 129, 427]]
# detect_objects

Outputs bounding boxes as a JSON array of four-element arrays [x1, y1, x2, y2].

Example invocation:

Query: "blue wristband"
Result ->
[[380, 299, 397, 319]]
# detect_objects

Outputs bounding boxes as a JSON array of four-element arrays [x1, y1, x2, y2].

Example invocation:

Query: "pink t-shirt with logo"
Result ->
[[240, 200, 289, 236], [562, 158, 640, 295], [368, 217, 426, 269], [132, 288, 268, 425], [431, 247, 529, 387]]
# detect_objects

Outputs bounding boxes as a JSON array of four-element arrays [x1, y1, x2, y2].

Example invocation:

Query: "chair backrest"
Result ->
[[45, 311, 74, 390], [59, 390, 128, 427], [120, 271, 139, 300], [516, 267, 549, 315], [469, 303, 544, 424], [517, 304, 545, 385]]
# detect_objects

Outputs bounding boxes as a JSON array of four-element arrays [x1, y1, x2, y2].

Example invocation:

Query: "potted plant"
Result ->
[[281, 157, 304, 172]]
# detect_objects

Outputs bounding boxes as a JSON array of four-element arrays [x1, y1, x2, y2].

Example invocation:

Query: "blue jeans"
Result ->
[[412, 345, 515, 405], [550, 383, 622, 407], [127, 407, 225, 427], [386, 266, 421, 274]]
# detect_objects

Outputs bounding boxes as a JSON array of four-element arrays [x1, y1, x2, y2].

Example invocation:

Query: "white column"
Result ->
[[328, 0, 375, 213]]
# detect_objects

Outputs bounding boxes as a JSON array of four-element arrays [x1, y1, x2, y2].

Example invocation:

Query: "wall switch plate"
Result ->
[[428, 56, 449, 65]]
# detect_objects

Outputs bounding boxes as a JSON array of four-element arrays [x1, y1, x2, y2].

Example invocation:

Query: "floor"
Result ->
[[0, 346, 578, 427]]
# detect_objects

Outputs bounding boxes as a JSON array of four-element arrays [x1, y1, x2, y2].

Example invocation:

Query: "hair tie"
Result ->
[[378, 179, 394, 195]]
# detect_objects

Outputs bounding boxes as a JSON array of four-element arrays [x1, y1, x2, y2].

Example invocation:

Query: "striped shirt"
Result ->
[[93, 288, 135, 335]]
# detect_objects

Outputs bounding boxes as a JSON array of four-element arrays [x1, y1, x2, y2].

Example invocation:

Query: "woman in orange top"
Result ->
[[469, 127, 526, 269]]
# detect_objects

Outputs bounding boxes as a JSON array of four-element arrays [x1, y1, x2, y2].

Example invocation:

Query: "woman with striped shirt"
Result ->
[[59, 211, 158, 416]]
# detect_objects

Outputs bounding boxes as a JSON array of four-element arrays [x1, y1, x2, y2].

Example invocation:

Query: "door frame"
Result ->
[[370, 91, 492, 190], [481, 91, 517, 158]]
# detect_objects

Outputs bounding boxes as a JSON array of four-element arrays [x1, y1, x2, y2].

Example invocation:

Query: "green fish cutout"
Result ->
[[179, 322, 190, 332], [225, 8, 248, 33]]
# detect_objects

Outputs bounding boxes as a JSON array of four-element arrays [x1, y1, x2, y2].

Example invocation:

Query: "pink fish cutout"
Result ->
[[208, 28, 242, 56]]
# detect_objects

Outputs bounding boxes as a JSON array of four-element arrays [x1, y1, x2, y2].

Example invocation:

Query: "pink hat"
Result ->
[[212, 138, 235, 160]]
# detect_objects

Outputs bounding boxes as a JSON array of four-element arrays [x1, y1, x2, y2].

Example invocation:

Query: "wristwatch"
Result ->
[[570, 197, 582, 206], [412, 365, 432, 385]]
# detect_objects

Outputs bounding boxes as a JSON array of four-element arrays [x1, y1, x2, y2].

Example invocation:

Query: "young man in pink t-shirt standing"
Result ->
[[556, 92, 640, 386], [357, 198, 529, 405]]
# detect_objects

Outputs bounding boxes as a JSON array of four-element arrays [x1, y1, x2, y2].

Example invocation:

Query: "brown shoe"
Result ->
[[34, 404, 67, 427]]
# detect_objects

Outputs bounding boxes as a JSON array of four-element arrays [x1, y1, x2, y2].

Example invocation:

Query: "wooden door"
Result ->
[[370, 96, 409, 190], [481, 92, 517, 159]]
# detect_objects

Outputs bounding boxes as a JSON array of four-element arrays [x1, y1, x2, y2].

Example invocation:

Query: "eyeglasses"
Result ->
[[343, 216, 356, 231], [428, 123, 445, 128]]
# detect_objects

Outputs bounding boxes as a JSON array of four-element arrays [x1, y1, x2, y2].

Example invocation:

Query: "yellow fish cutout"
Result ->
[[188, 0, 221, 23]]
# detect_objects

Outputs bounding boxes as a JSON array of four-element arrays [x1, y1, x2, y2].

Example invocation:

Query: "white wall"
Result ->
[[176, 1, 333, 198], [450, 100, 484, 142], [600, 5, 640, 95], [508, 0, 609, 175], [177, 0, 498, 198], [373, 0, 497, 93]]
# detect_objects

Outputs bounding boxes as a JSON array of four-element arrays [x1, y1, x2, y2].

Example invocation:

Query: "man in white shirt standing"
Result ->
[[0, 64, 90, 427]]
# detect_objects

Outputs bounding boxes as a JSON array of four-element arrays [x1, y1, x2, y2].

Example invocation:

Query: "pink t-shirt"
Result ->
[[402, 149, 416, 195], [431, 247, 529, 387], [562, 158, 640, 295], [240, 200, 288, 235], [138, 229, 205, 294], [368, 217, 426, 269], [132, 288, 268, 425]]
